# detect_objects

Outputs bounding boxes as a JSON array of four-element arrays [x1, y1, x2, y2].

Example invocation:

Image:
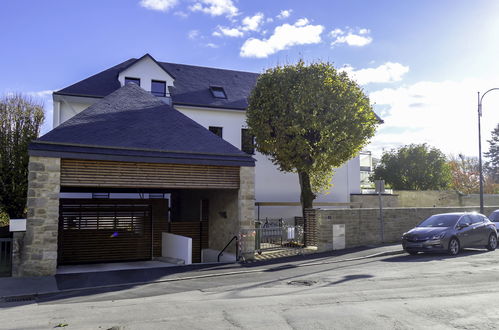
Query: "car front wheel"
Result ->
[[448, 237, 460, 256], [486, 234, 497, 251]]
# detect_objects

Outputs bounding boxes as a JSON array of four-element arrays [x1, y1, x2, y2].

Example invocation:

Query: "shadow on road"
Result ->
[[328, 274, 374, 286], [382, 249, 490, 263]]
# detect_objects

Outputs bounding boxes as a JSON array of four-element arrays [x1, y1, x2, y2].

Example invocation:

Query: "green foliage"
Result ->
[[247, 60, 379, 208], [0, 209, 8, 227], [485, 123, 499, 183], [448, 154, 480, 194], [0, 94, 44, 218], [371, 143, 451, 190]]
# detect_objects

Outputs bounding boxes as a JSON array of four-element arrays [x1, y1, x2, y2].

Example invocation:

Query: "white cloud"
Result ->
[[340, 62, 410, 85], [190, 0, 239, 17], [140, 0, 178, 12], [366, 78, 499, 158], [241, 13, 264, 31], [213, 26, 243, 37], [331, 27, 372, 47], [205, 43, 219, 48], [240, 19, 324, 58], [277, 9, 292, 19], [188, 30, 200, 39]]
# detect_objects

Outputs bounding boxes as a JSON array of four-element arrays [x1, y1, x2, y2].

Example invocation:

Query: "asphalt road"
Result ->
[[2, 248, 499, 329]]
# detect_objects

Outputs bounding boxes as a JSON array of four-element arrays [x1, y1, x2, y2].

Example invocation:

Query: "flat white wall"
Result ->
[[162, 232, 192, 265], [118, 56, 174, 95]]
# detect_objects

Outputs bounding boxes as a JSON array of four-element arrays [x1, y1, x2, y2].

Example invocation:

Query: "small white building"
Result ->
[[52, 54, 365, 220]]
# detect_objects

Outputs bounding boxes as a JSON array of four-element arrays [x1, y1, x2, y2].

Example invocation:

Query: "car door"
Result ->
[[455, 215, 473, 248], [469, 214, 487, 246]]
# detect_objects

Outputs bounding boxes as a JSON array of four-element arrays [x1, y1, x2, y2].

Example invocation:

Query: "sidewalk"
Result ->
[[0, 244, 404, 301]]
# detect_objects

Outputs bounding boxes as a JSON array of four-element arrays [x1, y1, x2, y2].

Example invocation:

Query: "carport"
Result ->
[[13, 84, 255, 277]]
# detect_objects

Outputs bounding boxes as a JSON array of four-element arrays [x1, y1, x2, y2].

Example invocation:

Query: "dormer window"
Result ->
[[151, 80, 166, 97], [210, 86, 227, 99], [125, 77, 140, 86]]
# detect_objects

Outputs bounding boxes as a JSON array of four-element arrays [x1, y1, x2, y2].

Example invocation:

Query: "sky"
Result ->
[[1, 0, 499, 158]]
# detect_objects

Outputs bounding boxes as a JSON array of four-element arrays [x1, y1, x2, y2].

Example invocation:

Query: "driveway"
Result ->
[[1, 248, 499, 329]]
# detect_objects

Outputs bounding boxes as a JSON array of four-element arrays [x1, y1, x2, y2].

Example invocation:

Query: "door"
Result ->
[[58, 199, 152, 264], [469, 214, 488, 246], [455, 215, 474, 248]]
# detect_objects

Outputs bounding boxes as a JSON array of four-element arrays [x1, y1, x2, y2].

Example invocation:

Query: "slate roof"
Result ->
[[31, 83, 255, 167], [55, 55, 259, 110]]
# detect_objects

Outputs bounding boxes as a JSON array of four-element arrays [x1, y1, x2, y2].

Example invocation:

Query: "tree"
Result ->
[[0, 94, 44, 219], [448, 154, 480, 194], [247, 60, 379, 214], [485, 123, 499, 183], [371, 144, 451, 190]]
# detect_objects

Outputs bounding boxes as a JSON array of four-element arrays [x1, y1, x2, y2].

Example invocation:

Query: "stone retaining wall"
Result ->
[[314, 206, 499, 252]]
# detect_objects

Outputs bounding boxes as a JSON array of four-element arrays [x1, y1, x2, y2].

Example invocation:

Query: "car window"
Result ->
[[457, 215, 472, 226], [490, 211, 499, 222], [418, 214, 460, 228], [470, 214, 484, 224]]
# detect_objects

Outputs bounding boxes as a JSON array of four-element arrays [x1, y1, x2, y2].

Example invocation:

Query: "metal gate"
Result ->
[[0, 238, 12, 276], [58, 199, 152, 265]]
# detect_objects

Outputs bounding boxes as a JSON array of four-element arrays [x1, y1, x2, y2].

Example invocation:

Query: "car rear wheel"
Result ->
[[448, 237, 460, 256], [486, 234, 497, 251]]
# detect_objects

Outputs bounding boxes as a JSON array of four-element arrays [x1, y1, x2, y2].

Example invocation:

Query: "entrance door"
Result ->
[[58, 199, 152, 264]]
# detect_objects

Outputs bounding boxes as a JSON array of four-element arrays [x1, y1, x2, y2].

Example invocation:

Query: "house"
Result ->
[[52, 54, 363, 219], [12, 54, 369, 277], [14, 83, 255, 277]]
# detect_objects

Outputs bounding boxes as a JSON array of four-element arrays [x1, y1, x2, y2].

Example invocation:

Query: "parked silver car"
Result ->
[[402, 212, 498, 256]]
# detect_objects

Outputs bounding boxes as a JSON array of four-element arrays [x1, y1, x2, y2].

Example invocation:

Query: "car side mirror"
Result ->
[[458, 223, 469, 229]]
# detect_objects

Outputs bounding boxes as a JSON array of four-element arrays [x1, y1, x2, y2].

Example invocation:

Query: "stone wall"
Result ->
[[238, 166, 256, 260], [13, 156, 61, 277], [350, 194, 399, 208], [315, 205, 499, 253]]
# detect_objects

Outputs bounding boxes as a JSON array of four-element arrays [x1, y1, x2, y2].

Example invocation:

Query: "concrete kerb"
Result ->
[[0, 246, 405, 302]]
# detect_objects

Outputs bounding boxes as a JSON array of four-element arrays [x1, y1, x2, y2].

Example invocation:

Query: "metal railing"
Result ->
[[0, 238, 12, 277], [252, 223, 304, 253], [218, 235, 239, 262]]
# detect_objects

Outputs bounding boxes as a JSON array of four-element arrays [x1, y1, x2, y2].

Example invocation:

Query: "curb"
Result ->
[[0, 248, 405, 302]]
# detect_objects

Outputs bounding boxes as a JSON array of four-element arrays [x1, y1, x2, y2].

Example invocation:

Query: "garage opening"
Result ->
[[58, 199, 155, 265]]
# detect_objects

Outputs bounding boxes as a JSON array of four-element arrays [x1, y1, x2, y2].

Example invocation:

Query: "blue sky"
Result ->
[[2, 0, 499, 157]]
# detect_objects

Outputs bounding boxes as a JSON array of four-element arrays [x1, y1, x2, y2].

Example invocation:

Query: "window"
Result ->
[[125, 77, 140, 86], [210, 86, 227, 99], [241, 128, 255, 154], [151, 80, 166, 97], [209, 126, 223, 138]]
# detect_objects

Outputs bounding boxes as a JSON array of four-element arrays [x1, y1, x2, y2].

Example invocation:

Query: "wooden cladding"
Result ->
[[58, 199, 154, 264], [60, 159, 240, 189]]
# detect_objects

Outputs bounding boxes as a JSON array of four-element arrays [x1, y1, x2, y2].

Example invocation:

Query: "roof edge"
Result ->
[[120, 53, 176, 79]]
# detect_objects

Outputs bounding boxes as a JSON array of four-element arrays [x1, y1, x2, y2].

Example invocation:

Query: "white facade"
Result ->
[[53, 57, 362, 220]]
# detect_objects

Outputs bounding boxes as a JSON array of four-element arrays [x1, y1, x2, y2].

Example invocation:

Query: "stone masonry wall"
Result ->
[[13, 156, 61, 277], [239, 166, 255, 260], [315, 206, 499, 252]]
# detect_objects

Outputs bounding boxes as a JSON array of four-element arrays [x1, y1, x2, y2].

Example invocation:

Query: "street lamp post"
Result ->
[[477, 88, 499, 214]]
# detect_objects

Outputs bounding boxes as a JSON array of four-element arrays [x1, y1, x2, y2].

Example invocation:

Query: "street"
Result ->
[[2, 248, 499, 329]]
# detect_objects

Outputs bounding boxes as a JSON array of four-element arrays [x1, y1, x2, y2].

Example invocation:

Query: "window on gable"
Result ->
[[209, 126, 223, 138], [125, 77, 140, 86], [241, 128, 255, 155], [151, 80, 166, 97], [210, 86, 227, 99]]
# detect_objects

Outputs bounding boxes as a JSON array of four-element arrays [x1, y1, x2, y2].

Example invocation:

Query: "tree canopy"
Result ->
[[0, 94, 44, 219], [485, 123, 499, 183], [371, 143, 451, 190], [247, 60, 379, 211]]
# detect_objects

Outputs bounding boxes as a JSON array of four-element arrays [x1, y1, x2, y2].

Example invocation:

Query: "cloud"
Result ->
[[240, 18, 324, 58], [188, 30, 200, 39], [277, 9, 292, 19], [139, 0, 178, 12], [190, 0, 239, 17], [366, 78, 499, 158], [331, 27, 372, 47], [204, 43, 219, 48], [241, 13, 264, 31], [213, 26, 244, 37], [340, 62, 410, 85]]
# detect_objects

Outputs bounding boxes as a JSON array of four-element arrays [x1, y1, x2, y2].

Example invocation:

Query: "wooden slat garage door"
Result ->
[[58, 199, 152, 264]]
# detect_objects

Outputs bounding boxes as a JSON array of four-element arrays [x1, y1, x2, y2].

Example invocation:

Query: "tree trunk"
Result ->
[[298, 171, 316, 246]]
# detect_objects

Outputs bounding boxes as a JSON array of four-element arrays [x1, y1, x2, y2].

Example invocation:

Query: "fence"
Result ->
[[0, 238, 12, 277], [249, 221, 304, 253]]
